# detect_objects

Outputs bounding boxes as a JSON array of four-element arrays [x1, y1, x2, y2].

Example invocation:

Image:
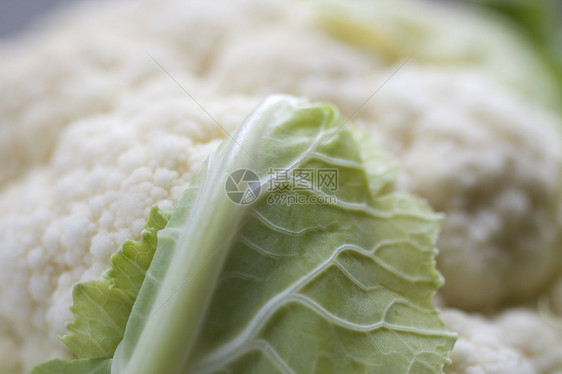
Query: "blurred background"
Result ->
[[0, 0, 76, 37], [1, 0, 559, 81]]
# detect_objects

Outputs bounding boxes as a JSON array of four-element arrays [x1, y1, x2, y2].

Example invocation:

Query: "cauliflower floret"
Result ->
[[442, 309, 562, 373], [207, 26, 382, 116], [0, 71, 258, 371], [0, 0, 285, 187], [360, 65, 562, 311]]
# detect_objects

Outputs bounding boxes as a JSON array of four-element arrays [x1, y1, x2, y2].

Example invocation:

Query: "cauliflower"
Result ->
[[1, 0, 561, 373], [442, 309, 562, 374], [360, 66, 562, 311], [0, 80, 259, 371]]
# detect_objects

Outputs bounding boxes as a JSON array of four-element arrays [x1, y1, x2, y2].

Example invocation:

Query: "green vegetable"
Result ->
[[31, 206, 172, 373], [31, 359, 111, 374], [61, 206, 172, 358], [32, 95, 455, 374]]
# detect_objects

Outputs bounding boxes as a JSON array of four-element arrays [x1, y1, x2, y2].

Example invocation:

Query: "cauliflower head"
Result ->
[[1, 0, 562, 372]]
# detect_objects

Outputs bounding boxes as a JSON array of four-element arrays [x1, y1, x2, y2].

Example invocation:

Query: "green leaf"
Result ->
[[352, 127, 398, 197], [313, 0, 561, 109], [60, 206, 171, 358], [111, 95, 456, 374], [30, 359, 111, 374]]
